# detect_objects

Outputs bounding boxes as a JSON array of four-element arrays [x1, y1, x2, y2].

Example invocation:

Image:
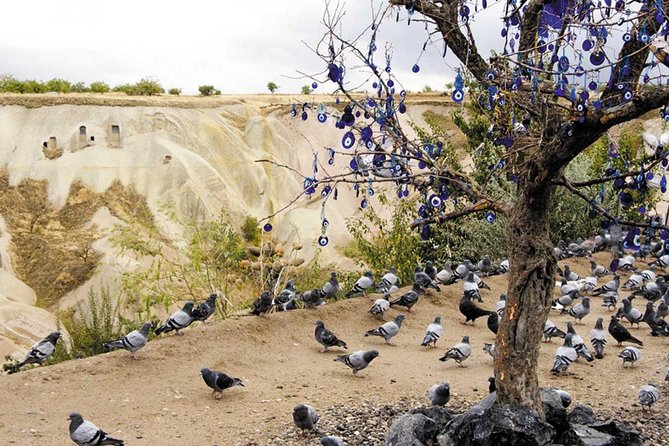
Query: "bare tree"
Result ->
[[261, 0, 669, 415]]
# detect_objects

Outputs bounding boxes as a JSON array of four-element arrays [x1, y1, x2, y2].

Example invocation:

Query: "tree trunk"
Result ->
[[494, 178, 557, 415]]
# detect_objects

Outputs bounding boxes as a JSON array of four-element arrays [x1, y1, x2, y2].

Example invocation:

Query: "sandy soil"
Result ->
[[1, 252, 668, 445]]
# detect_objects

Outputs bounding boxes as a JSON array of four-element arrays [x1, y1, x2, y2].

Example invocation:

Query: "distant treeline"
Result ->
[[0, 76, 171, 96]]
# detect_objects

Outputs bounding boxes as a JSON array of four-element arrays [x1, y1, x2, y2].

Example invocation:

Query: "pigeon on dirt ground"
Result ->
[[543, 320, 566, 343], [314, 320, 347, 352], [200, 368, 244, 399], [568, 297, 591, 323], [293, 404, 319, 435], [427, 381, 450, 406], [551, 334, 578, 374], [590, 317, 607, 359], [17, 331, 61, 370], [68, 412, 124, 446], [389, 284, 421, 313], [346, 270, 374, 297], [566, 322, 594, 362], [192, 293, 218, 323], [638, 384, 660, 410], [320, 436, 344, 446], [421, 316, 444, 348], [322, 271, 339, 299], [154, 302, 195, 336], [608, 315, 643, 346], [618, 346, 641, 368], [334, 350, 379, 375], [251, 291, 273, 316], [439, 336, 472, 366], [459, 294, 494, 325], [369, 294, 391, 320], [365, 315, 405, 345], [103, 322, 153, 359]]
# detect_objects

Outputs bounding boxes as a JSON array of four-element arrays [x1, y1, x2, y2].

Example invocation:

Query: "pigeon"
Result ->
[[322, 271, 339, 299], [568, 297, 590, 323], [477, 255, 492, 276], [293, 404, 319, 434], [551, 333, 578, 374], [369, 294, 391, 320], [556, 389, 573, 408], [559, 278, 577, 296], [320, 436, 344, 446], [155, 302, 195, 336], [618, 346, 641, 367], [389, 284, 420, 313], [17, 331, 61, 369], [251, 291, 273, 316], [103, 322, 153, 359], [642, 302, 669, 336], [436, 264, 456, 285], [581, 276, 598, 294], [590, 261, 611, 278], [622, 273, 645, 290], [314, 320, 347, 352], [496, 294, 507, 317], [483, 342, 495, 358], [638, 384, 661, 409], [439, 336, 472, 366], [346, 270, 374, 297], [192, 293, 218, 323], [421, 316, 444, 348], [602, 291, 619, 310], [543, 320, 566, 342], [567, 322, 594, 362], [640, 268, 657, 283], [424, 261, 438, 281], [414, 268, 441, 292], [552, 289, 579, 312], [473, 273, 491, 290], [454, 261, 470, 280], [499, 259, 509, 273], [463, 272, 482, 302], [487, 312, 499, 335], [377, 267, 399, 292], [300, 289, 326, 308], [68, 412, 124, 446], [488, 377, 496, 393], [200, 367, 244, 399], [459, 294, 494, 325], [657, 297, 669, 320], [563, 264, 580, 281], [334, 350, 379, 374], [590, 317, 607, 359], [608, 315, 643, 346], [618, 254, 636, 271], [365, 315, 405, 345], [649, 254, 669, 270], [618, 298, 643, 328], [592, 275, 620, 296], [632, 279, 663, 301], [427, 381, 450, 406], [274, 279, 297, 310]]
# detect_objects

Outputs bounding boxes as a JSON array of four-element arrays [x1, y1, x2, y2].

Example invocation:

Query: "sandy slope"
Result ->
[[1, 252, 668, 445]]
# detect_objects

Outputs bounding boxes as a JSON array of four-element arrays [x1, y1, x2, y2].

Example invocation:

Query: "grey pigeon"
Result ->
[[424, 261, 438, 281], [381, 267, 399, 287], [556, 389, 573, 408], [17, 331, 61, 369], [590, 261, 610, 278], [421, 316, 444, 348], [322, 271, 339, 299], [365, 315, 405, 344], [315, 320, 347, 352], [477, 255, 492, 276], [274, 279, 297, 311], [618, 298, 643, 328], [415, 267, 441, 292], [608, 315, 643, 346], [567, 322, 594, 362], [551, 333, 578, 374], [553, 289, 579, 312], [643, 301, 669, 336], [496, 294, 506, 317], [581, 276, 598, 293], [334, 350, 379, 374], [483, 343, 495, 358], [68, 412, 124, 446], [320, 436, 344, 446], [293, 404, 319, 434], [200, 367, 244, 399], [592, 275, 620, 296], [463, 272, 482, 302], [346, 270, 374, 297], [657, 291, 668, 319], [602, 291, 619, 310], [454, 261, 470, 280], [622, 273, 644, 290], [427, 381, 450, 406], [618, 346, 641, 367], [251, 291, 273, 316], [543, 320, 566, 342], [439, 336, 472, 366], [589, 317, 607, 359], [300, 289, 326, 308], [638, 384, 660, 409], [154, 302, 195, 335], [632, 279, 663, 301], [563, 264, 579, 281], [568, 297, 590, 323], [389, 284, 420, 313], [103, 322, 153, 359], [369, 294, 390, 320], [436, 264, 455, 285], [192, 293, 218, 323], [649, 254, 669, 270]]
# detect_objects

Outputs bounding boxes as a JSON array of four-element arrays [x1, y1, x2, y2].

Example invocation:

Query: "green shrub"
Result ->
[[89, 81, 110, 93], [240, 216, 261, 245], [301, 85, 312, 95], [46, 78, 72, 93], [198, 85, 216, 96], [168, 87, 181, 96], [113, 78, 163, 96], [71, 81, 89, 92], [267, 82, 279, 93]]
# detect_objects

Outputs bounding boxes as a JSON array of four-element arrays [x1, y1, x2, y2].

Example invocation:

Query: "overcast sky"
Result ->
[[0, 0, 503, 94]]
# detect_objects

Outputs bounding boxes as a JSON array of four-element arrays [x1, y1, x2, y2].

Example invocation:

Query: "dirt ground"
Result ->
[[1, 252, 668, 445]]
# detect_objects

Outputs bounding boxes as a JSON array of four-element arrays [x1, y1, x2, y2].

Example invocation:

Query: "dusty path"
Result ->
[[2, 253, 668, 445]]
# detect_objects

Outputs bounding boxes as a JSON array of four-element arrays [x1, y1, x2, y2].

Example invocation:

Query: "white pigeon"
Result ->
[[618, 346, 641, 367], [638, 384, 661, 409], [68, 412, 124, 445], [369, 294, 391, 320], [421, 316, 444, 348]]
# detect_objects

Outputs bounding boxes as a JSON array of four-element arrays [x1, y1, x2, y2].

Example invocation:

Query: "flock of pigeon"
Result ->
[[11, 229, 669, 444]]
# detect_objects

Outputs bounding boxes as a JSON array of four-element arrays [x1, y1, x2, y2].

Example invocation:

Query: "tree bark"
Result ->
[[494, 177, 557, 414]]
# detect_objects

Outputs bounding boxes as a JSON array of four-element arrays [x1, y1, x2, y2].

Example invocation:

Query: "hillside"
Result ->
[[1, 253, 667, 445]]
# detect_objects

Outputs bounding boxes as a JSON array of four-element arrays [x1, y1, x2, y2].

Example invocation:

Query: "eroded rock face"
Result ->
[[386, 413, 440, 446]]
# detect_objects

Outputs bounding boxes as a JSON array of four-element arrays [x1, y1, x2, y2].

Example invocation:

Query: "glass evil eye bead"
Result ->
[[322, 218, 329, 228], [412, 64, 420, 73], [452, 89, 464, 103], [318, 235, 329, 246], [485, 70, 497, 82], [398, 102, 407, 114], [622, 89, 633, 102], [317, 113, 327, 123], [360, 199, 368, 209], [428, 194, 443, 208], [342, 131, 355, 149], [312, 82, 318, 90], [321, 185, 332, 197], [485, 211, 496, 223], [263, 223, 273, 232]]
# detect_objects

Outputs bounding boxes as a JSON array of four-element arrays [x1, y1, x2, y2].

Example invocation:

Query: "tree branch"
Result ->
[[409, 198, 510, 229]]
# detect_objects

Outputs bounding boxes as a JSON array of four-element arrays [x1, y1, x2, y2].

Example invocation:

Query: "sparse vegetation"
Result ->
[[198, 85, 216, 96], [300, 85, 312, 95], [241, 216, 261, 245], [267, 82, 279, 94], [89, 81, 110, 93], [168, 87, 182, 96], [422, 84, 433, 93]]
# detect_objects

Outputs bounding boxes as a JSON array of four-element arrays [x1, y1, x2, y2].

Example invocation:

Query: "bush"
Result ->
[[46, 78, 72, 93], [301, 85, 312, 95], [168, 87, 181, 96], [89, 81, 110, 93], [113, 78, 163, 96], [240, 216, 261, 245], [21, 79, 48, 93], [422, 85, 433, 93], [267, 82, 279, 93], [199, 85, 216, 96], [71, 82, 89, 92]]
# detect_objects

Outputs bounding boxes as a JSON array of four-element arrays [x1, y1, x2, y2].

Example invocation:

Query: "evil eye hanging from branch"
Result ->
[[485, 211, 496, 223], [321, 185, 332, 197], [263, 223, 273, 232], [412, 63, 420, 73], [622, 227, 641, 250], [342, 131, 355, 149], [290, 104, 297, 118], [341, 105, 355, 126], [327, 147, 335, 165], [459, 4, 470, 22], [328, 63, 343, 83], [428, 194, 443, 209], [661, 175, 667, 193], [303, 177, 318, 195]]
